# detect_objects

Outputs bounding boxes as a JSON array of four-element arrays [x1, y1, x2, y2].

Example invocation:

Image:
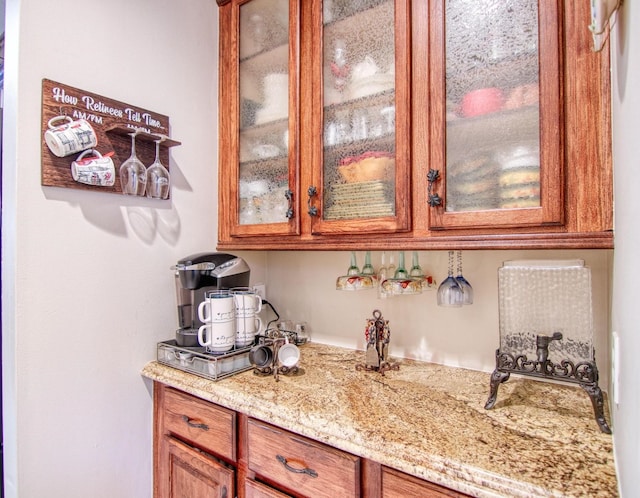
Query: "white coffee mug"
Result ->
[[198, 290, 235, 323], [278, 338, 300, 368], [44, 116, 98, 158], [71, 149, 116, 187], [235, 315, 263, 347], [198, 319, 235, 353], [231, 287, 262, 316]]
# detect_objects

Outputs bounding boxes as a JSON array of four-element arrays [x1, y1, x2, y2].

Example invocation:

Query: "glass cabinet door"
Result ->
[[309, 0, 411, 235], [429, 0, 562, 230], [230, 0, 299, 237]]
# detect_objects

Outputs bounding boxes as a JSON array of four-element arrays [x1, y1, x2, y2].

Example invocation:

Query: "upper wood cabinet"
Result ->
[[217, 0, 613, 250], [427, 0, 562, 230]]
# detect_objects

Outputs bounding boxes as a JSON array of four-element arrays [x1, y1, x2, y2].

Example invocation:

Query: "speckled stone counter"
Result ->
[[142, 343, 617, 498]]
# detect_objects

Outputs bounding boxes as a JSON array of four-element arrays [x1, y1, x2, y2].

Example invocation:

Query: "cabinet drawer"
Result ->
[[245, 478, 292, 498], [247, 419, 360, 498], [162, 388, 236, 462], [382, 466, 468, 497]]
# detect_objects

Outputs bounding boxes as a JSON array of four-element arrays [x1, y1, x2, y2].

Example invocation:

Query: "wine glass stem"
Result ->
[[130, 133, 137, 157], [449, 251, 453, 277]]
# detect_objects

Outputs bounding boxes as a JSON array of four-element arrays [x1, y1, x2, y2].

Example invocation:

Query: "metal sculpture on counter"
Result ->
[[356, 309, 399, 375], [485, 260, 611, 434]]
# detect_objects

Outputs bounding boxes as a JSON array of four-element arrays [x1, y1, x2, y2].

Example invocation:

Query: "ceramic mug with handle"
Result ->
[[44, 116, 98, 157], [198, 290, 235, 323], [198, 319, 235, 353], [230, 287, 262, 317], [278, 337, 300, 368], [70, 149, 116, 187], [235, 315, 263, 348]]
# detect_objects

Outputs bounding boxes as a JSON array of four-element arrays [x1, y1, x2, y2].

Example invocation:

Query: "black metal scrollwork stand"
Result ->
[[485, 332, 611, 434]]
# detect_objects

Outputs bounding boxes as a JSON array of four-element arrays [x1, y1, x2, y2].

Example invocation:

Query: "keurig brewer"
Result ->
[[172, 252, 250, 346]]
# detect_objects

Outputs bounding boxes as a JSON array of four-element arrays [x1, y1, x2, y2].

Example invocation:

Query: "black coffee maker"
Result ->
[[172, 252, 250, 346]]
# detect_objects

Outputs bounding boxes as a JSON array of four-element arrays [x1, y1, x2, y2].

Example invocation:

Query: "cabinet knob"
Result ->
[[427, 169, 443, 207], [307, 186, 319, 217], [285, 189, 294, 219]]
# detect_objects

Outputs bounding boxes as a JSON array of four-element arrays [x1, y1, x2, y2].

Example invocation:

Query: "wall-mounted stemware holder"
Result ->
[[40, 78, 181, 197]]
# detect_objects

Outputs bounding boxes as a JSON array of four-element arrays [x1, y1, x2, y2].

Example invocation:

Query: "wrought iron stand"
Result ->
[[484, 332, 611, 434]]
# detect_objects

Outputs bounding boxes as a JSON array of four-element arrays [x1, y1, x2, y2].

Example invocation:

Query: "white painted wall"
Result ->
[[1, 1, 266, 497], [610, 2, 640, 496]]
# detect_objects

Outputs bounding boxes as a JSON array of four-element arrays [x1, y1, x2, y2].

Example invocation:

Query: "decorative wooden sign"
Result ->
[[41, 79, 180, 197]]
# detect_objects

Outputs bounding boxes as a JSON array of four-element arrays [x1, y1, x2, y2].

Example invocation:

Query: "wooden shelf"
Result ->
[[106, 125, 181, 148]]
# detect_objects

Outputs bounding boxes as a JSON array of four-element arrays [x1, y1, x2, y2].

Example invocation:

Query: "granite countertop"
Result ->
[[142, 343, 617, 498]]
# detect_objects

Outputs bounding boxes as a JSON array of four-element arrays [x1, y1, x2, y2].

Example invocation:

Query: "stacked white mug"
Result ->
[[197, 290, 236, 353], [231, 287, 263, 348]]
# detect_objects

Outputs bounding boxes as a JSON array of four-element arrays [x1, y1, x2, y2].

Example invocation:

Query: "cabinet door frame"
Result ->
[[220, 0, 302, 239], [306, 0, 413, 236], [427, 0, 564, 231]]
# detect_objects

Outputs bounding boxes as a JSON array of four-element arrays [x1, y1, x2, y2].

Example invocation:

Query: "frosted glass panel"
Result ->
[[238, 0, 290, 225], [321, 0, 396, 221], [445, 0, 540, 212], [498, 261, 594, 365]]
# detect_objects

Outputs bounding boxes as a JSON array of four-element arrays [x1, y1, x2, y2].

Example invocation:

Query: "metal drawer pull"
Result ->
[[307, 186, 319, 217], [181, 415, 209, 431], [427, 168, 442, 207], [285, 189, 294, 219], [276, 454, 318, 478]]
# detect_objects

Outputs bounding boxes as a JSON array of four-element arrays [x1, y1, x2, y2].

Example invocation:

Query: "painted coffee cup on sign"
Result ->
[[44, 116, 98, 158], [70, 149, 116, 187]]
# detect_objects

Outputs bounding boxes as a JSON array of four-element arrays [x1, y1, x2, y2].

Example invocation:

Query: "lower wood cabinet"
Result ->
[[245, 478, 292, 498], [153, 382, 468, 498], [164, 436, 235, 498], [382, 466, 467, 497]]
